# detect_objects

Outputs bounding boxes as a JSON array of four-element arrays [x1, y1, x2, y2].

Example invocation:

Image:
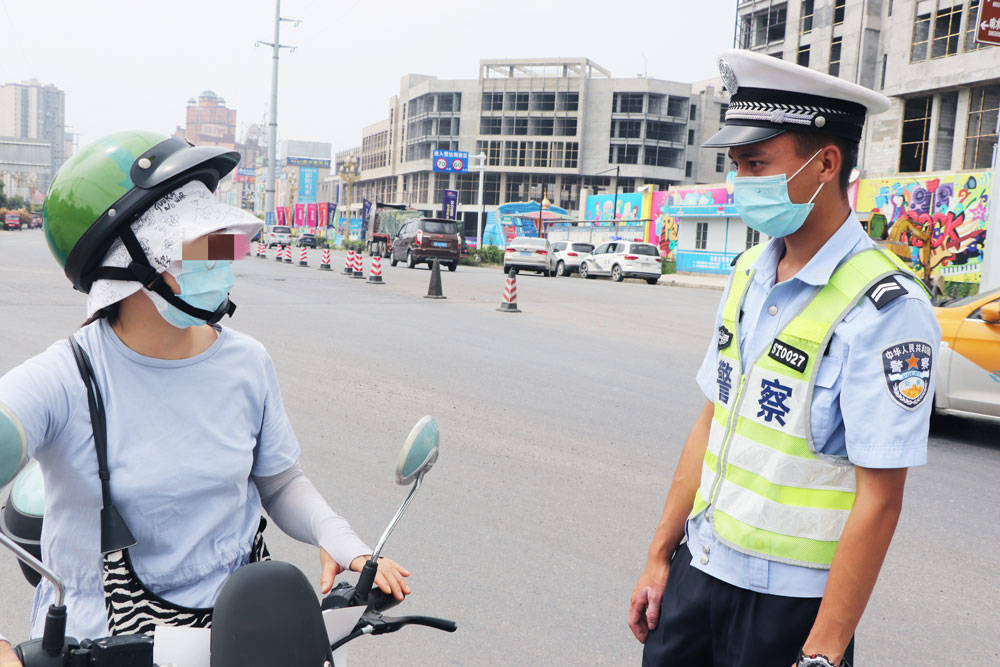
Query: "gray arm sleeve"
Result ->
[[253, 464, 372, 569], [0, 403, 28, 488]]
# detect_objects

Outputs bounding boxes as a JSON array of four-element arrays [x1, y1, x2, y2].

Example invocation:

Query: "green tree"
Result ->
[[0, 182, 26, 210]]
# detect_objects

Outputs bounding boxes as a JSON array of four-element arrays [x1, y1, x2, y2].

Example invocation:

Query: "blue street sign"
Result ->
[[432, 149, 468, 173]]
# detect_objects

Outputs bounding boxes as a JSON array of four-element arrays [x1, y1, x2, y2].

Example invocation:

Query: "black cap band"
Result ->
[[721, 87, 867, 144]]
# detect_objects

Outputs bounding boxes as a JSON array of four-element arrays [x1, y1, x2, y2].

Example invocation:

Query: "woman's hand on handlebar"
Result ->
[[0, 640, 22, 667], [350, 555, 412, 601], [319, 548, 346, 594]]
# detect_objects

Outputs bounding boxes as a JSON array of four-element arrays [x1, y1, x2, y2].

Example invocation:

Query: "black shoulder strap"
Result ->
[[67, 336, 137, 554]]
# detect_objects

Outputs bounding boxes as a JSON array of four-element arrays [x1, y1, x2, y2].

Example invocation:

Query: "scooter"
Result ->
[[1, 416, 455, 666]]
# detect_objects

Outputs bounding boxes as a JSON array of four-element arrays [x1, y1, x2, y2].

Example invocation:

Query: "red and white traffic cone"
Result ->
[[367, 254, 385, 284], [284, 245, 293, 263], [497, 269, 521, 313], [299, 246, 309, 267], [352, 251, 365, 278], [275, 244, 284, 262], [257, 242, 265, 258], [319, 248, 332, 270], [344, 250, 355, 275]]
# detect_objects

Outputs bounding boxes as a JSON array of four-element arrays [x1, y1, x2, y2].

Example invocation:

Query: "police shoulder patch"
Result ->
[[881, 341, 933, 410], [866, 276, 908, 310], [717, 325, 733, 350]]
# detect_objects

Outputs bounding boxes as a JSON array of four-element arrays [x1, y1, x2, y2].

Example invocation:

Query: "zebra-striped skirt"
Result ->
[[102, 517, 271, 636]]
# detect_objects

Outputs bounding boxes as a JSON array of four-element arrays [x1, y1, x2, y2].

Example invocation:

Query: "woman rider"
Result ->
[[0, 132, 410, 661]]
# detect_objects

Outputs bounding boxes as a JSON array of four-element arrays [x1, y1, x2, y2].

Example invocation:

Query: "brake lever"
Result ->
[[369, 615, 458, 635]]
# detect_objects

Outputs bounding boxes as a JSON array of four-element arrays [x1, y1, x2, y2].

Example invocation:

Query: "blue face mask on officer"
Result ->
[[732, 148, 824, 238], [155, 260, 236, 329]]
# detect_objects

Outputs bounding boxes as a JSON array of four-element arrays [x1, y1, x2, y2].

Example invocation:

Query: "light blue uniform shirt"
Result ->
[[689, 214, 940, 598], [0, 319, 299, 640]]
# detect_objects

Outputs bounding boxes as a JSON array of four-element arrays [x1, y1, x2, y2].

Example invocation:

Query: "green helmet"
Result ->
[[43, 131, 240, 293]]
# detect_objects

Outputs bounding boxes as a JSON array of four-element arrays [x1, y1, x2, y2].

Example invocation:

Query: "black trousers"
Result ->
[[642, 544, 855, 667]]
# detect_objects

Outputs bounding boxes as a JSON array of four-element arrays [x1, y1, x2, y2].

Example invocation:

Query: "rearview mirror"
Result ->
[[981, 301, 1000, 324], [396, 416, 439, 485]]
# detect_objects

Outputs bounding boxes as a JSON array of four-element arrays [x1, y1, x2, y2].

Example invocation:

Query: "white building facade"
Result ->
[[342, 58, 729, 237], [733, 0, 1000, 175]]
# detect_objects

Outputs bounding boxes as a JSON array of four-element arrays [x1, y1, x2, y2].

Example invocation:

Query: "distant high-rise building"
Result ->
[[0, 79, 68, 192], [181, 90, 237, 150]]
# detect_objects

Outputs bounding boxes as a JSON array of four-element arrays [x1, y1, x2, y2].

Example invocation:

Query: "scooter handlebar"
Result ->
[[376, 615, 458, 634]]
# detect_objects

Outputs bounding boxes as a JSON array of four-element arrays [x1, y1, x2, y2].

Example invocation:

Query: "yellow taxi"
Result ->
[[933, 288, 1000, 418]]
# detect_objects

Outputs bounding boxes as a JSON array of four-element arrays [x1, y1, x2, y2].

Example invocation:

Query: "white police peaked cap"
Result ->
[[704, 49, 891, 148]]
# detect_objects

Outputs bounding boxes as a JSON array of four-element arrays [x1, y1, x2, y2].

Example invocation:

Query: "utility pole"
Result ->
[[255, 0, 299, 229], [474, 151, 486, 248]]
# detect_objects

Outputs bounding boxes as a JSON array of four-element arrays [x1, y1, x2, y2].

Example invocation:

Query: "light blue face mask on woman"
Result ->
[[732, 148, 824, 238], [156, 260, 235, 329]]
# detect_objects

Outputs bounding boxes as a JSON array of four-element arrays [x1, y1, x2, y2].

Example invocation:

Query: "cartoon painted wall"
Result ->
[[853, 170, 990, 284], [585, 192, 644, 223], [649, 192, 678, 260]]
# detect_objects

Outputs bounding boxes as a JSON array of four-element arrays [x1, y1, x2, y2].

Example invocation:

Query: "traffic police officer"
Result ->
[[628, 50, 940, 666]]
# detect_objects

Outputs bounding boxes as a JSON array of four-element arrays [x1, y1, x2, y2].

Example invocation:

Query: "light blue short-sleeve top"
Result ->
[[0, 318, 300, 640]]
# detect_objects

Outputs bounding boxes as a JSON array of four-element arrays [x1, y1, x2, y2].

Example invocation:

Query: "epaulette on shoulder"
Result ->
[[865, 275, 909, 310]]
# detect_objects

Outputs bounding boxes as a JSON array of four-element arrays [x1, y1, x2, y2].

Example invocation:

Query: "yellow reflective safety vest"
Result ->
[[690, 243, 920, 568]]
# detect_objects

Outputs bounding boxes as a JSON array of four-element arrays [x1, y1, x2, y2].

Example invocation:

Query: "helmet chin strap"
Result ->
[[89, 225, 237, 325]]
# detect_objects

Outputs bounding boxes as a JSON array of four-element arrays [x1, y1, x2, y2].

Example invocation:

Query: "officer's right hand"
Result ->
[[628, 560, 670, 643], [0, 640, 22, 667]]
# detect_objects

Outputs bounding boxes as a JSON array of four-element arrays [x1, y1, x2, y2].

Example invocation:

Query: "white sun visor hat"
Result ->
[[86, 180, 263, 318]]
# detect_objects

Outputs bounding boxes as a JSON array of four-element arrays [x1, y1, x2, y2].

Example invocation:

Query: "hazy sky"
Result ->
[[1, 0, 737, 154]]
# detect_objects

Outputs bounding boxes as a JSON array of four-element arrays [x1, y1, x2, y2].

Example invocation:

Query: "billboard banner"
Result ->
[[307, 203, 318, 227], [275, 207, 286, 226], [294, 204, 305, 226], [286, 157, 331, 168], [298, 167, 318, 203], [318, 202, 328, 228], [443, 189, 458, 220], [361, 199, 372, 239]]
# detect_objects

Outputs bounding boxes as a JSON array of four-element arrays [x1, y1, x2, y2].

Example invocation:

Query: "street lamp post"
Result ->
[[474, 151, 486, 248], [594, 164, 622, 228], [612, 164, 620, 226], [338, 157, 361, 244]]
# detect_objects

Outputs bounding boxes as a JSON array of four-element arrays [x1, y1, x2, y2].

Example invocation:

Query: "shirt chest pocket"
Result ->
[[815, 356, 845, 390], [811, 356, 845, 447]]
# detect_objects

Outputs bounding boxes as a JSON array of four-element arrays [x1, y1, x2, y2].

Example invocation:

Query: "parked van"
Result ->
[[389, 218, 461, 271]]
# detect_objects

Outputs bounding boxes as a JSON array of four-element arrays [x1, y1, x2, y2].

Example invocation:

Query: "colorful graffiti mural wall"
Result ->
[[649, 183, 735, 261], [853, 170, 990, 285]]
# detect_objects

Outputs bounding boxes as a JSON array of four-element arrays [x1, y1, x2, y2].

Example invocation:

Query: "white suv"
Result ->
[[579, 241, 662, 285], [548, 241, 595, 277], [266, 225, 293, 248]]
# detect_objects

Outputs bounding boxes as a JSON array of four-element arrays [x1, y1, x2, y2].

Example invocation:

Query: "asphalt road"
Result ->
[[1, 231, 998, 664]]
